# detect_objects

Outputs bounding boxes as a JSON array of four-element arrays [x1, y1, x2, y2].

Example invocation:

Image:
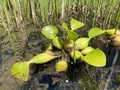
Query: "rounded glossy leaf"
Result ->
[[88, 28, 104, 38], [52, 36, 64, 49], [75, 38, 91, 50], [11, 62, 29, 81], [70, 18, 84, 31], [82, 49, 106, 67], [41, 25, 58, 39]]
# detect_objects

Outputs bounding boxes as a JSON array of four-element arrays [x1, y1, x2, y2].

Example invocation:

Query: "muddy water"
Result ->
[[0, 24, 44, 90], [0, 25, 120, 90]]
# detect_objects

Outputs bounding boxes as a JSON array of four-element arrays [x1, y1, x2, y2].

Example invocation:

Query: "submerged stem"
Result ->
[[103, 49, 118, 90]]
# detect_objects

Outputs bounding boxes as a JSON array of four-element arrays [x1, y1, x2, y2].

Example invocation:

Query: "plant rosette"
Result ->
[[11, 18, 116, 82]]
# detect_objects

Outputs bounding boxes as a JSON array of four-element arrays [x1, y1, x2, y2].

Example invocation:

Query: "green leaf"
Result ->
[[66, 30, 78, 40], [41, 25, 58, 39], [82, 49, 106, 67], [103, 29, 116, 35], [88, 28, 104, 38], [81, 46, 94, 55], [70, 50, 83, 60], [64, 39, 74, 51], [75, 38, 91, 50], [11, 62, 29, 81], [41, 43, 53, 51], [29, 51, 61, 64], [62, 22, 69, 30], [70, 18, 84, 31], [52, 36, 64, 49]]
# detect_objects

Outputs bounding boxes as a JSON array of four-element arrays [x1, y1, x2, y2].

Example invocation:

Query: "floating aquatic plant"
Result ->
[[11, 18, 119, 82]]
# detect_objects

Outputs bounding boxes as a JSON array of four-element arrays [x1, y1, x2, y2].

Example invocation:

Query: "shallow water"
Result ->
[[0, 25, 120, 90]]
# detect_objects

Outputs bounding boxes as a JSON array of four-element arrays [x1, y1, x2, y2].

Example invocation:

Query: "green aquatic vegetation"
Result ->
[[115, 74, 120, 83], [11, 18, 118, 81], [82, 49, 106, 67], [52, 36, 64, 49], [11, 51, 61, 81], [81, 46, 95, 55], [70, 18, 85, 31], [55, 60, 68, 72], [11, 62, 29, 81], [88, 28, 104, 38], [75, 38, 90, 50], [70, 50, 83, 60], [41, 25, 58, 39]]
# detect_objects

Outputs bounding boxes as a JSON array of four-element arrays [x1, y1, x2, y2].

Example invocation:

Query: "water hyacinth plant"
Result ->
[[11, 18, 120, 81]]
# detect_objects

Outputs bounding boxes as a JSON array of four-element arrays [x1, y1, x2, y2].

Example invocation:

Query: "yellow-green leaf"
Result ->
[[52, 36, 64, 49], [62, 22, 69, 30], [55, 60, 68, 72], [81, 46, 94, 55], [41, 25, 58, 39], [82, 49, 106, 67], [103, 29, 117, 35], [66, 30, 78, 40], [70, 50, 83, 60], [75, 38, 91, 50], [29, 51, 61, 64], [64, 39, 74, 51], [88, 28, 104, 38], [70, 18, 84, 31], [11, 62, 29, 81]]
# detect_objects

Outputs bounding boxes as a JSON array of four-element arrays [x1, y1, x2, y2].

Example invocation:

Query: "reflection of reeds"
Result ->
[[0, 0, 120, 28], [0, 0, 10, 25], [0, 0, 13, 47], [0, 0, 120, 50]]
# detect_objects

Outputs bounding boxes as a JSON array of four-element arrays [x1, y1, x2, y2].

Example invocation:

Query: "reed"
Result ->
[[0, 0, 11, 25], [0, 0, 120, 44]]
